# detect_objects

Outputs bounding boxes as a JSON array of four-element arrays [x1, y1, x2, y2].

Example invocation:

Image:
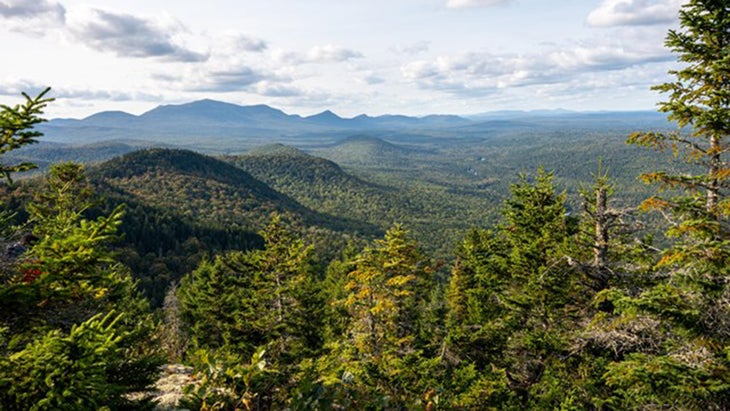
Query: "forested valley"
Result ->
[[2, 1, 730, 409]]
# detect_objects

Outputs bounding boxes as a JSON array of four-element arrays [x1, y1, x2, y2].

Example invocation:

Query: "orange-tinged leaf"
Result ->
[[711, 167, 730, 181], [639, 197, 671, 212]]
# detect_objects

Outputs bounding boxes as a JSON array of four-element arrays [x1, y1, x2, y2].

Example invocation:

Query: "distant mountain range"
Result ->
[[38, 99, 469, 148], [36, 99, 672, 152]]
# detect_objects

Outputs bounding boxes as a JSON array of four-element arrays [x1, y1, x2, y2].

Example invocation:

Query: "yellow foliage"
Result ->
[[638, 197, 671, 212]]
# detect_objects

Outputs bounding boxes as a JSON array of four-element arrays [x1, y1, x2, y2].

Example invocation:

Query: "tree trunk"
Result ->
[[706, 133, 721, 214], [594, 186, 608, 270]]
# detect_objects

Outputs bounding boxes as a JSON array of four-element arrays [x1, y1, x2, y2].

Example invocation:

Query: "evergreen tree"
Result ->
[[445, 169, 592, 408], [178, 214, 324, 408], [322, 224, 438, 408], [592, 1, 730, 407], [179, 214, 322, 361], [344, 224, 434, 361], [446, 228, 509, 370], [0, 92, 160, 410], [628, 0, 730, 217], [0, 162, 161, 409], [0, 88, 52, 184], [1, 89, 52, 278]]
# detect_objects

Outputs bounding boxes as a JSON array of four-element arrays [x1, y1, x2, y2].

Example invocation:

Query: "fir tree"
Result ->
[[593, 1, 730, 408], [0, 88, 52, 184], [0, 163, 161, 409]]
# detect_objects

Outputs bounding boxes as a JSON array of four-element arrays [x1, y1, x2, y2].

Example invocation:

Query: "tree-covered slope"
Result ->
[[314, 135, 429, 168], [225, 144, 409, 224], [224, 145, 500, 261], [82, 148, 384, 304], [91, 148, 373, 233]]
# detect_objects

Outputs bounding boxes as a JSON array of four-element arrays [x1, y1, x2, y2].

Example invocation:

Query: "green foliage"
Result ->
[[0, 160, 161, 409], [178, 214, 325, 407], [179, 215, 323, 359], [604, 352, 730, 410], [446, 228, 510, 369], [181, 347, 271, 411], [312, 225, 441, 409], [0, 312, 155, 411], [444, 168, 602, 408], [0, 88, 53, 184], [628, 0, 730, 217], [344, 224, 436, 359], [591, 2, 730, 408]]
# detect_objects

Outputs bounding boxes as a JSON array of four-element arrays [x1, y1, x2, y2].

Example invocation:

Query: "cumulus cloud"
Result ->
[[0, 80, 161, 103], [153, 57, 296, 95], [401, 37, 673, 97], [253, 81, 303, 97], [184, 66, 268, 92], [216, 32, 268, 53], [446, 0, 512, 9], [361, 73, 386, 85], [306, 44, 363, 63], [587, 0, 683, 27], [274, 44, 363, 64], [53, 87, 161, 102], [0, 0, 65, 35], [0, 0, 65, 22], [68, 8, 208, 62], [0, 79, 50, 97]]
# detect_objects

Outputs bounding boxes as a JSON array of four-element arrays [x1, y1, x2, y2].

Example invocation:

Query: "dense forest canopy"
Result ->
[[1, 1, 729, 409]]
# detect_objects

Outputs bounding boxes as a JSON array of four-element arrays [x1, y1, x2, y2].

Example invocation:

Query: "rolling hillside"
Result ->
[[225, 144, 501, 260], [86, 148, 381, 303], [313, 135, 433, 168]]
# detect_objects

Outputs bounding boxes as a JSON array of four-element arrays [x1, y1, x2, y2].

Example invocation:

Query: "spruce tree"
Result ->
[[178, 215, 324, 408], [593, 1, 730, 408], [0, 162, 161, 409], [0, 88, 52, 184], [445, 169, 592, 408], [328, 224, 438, 408]]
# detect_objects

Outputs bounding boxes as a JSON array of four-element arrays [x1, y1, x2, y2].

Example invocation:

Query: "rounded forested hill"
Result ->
[[224, 145, 498, 261], [88, 148, 379, 304], [313, 135, 427, 168], [92, 148, 294, 228], [225, 145, 416, 230], [92, 148, 377, 233]]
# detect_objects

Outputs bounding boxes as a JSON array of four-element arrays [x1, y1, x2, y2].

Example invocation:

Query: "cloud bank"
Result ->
[[68, 8, 208, 62], [587, 0, 683, 27], [401, 37, 673, 98]]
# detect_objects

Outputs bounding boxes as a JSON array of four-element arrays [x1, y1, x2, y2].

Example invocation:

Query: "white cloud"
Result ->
[[53, 87, 161, 102], [446, 0, 512, 9], [0, 0, 65, 35], [67, 8, 208, 62], [306, 44, 363, 63], [587, 0, 683, 27], [0, 78, 49, 97], [0, 80, 161, 106], [273, 44, 363, 64], [162, 63, 270, 92], [401, 36, 672, 98], [253, 81, 303, 97], [361, 73, 386, 85], [0, 0, 65, 22], [216, 31, 268, 54]]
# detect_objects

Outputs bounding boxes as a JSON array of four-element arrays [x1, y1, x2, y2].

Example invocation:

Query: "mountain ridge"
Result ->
[[36, 98, 674, 152]]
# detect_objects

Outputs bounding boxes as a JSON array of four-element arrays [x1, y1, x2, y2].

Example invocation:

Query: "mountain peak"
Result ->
[[307, 109, 343, 120], [139, 99, 290, 124]]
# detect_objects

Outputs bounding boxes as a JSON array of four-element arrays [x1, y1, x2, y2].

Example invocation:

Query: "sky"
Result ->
[[0, 0, 686, 119]]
